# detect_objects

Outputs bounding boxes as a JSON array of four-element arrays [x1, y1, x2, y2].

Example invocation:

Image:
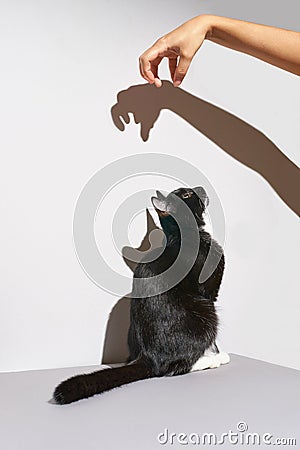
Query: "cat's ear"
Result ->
[[193, 186, 209, 209], [151, 191, 168, 212], [151, 197, 167, 212]]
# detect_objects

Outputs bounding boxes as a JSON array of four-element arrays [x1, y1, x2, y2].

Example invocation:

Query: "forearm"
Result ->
[[204, 15, 300, 76]]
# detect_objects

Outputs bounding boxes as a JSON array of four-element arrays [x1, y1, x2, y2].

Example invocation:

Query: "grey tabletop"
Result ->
[[0, 354, 299, 450]]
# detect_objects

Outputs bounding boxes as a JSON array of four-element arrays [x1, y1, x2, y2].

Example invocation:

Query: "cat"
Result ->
[[53, 186, 229, 404]]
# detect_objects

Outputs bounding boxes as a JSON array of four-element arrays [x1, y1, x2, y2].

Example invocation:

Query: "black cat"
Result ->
[[53, 186, 228, 405]]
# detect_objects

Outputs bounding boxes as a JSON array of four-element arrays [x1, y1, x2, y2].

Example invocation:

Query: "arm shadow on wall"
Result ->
[[102, 79, 300, 364]]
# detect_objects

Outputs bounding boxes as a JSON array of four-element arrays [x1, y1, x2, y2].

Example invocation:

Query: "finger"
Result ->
[[150, 55, 163, 88], [140, 54, 162, 87], [139, 59, 152, 83], [111, 106, 125, 131], [150, 56, 162, 84], [154, 78, 162, 88], [140, 120, 152, 142], [139, 43, 165, 84], [121, 111, 130, 124], [139, 53, 156, 84], [168, 57, 178, 82], [133, 112, 139, 124], [173, 54, 192, 87]]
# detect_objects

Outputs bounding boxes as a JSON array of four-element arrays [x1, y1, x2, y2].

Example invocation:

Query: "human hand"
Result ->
[[139, 15, 212, 88], [140, 14, 300, 84]]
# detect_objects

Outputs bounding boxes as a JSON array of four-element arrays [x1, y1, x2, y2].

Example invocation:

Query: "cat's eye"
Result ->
[[182, 192, 192, 199]]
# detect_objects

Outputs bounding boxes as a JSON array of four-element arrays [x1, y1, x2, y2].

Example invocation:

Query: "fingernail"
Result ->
[[173, 80, 181, 87]]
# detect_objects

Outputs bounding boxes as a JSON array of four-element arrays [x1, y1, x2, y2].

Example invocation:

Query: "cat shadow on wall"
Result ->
[[102, 79, 300, 364], [102, 209, 163, 364]]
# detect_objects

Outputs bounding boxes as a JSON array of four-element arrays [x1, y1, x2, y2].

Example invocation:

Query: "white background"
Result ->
[[0, 0, 299, 372]]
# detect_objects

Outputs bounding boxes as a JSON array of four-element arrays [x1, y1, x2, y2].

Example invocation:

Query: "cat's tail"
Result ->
[[53, 361, 152, 405]]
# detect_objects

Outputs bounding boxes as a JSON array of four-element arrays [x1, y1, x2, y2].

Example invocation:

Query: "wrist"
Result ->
[[193, 14, 217, 40], [198, 14, 224, 41], [159, 80, 182, 111]]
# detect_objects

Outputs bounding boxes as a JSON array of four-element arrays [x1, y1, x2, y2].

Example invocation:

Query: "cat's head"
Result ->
[[151, 187, 209, 233]]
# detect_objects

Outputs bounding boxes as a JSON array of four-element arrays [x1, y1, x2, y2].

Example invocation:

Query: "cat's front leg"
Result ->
[[190, 348, 230, 372]]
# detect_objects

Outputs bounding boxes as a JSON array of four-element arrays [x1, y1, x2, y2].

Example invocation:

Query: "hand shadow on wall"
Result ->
[[102, 79, 300, 364], [112, 80, 299, 216]]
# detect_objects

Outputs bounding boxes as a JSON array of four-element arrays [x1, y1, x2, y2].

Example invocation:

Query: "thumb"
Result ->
[[174, 54, 192, 87]]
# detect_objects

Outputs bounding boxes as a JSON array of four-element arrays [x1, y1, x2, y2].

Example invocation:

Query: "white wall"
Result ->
[[0, 0, 299, 372]]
